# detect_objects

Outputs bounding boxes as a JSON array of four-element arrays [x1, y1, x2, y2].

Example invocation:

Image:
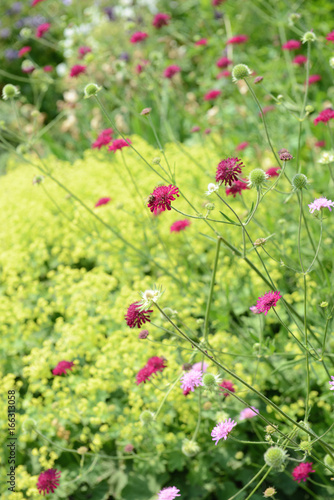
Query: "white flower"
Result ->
[[139, 286, 164, 310], [318, 151, 334, 165], [205, 183, 219, 195], [330, 57, 334, 69]]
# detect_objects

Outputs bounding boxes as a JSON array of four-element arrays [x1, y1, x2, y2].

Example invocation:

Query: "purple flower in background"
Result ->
[[119, 52, 130, 62], [0, 28, 11, 39], [7, 2, 22, 15], [104, 6, 115, 20], [239, 406, 259, 420], [5, 49, 19, 60], [329, 376, 334, 391]]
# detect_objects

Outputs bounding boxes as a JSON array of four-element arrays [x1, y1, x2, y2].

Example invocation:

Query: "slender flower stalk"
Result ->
[[204, 237, 222, 342]]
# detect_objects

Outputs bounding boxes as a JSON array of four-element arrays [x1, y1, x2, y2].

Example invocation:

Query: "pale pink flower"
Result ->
[[239, 406, 259, 420], [211, 418, 237, 445], [308, 197, 334, 213]]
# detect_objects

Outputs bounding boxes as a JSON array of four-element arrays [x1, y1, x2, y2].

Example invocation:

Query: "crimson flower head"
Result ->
[[95, 197, 111, 208], [130, 31, 148, 44], [216, 157, 244, 186], [266, 166, 281, 177], [191, 126, 200, 133], [136, 365, 152, 384], [32, 0, 45, 6], [170, 220, 191, 232], [219, 379, 235, 396], [37, 469, 61, 495], [315, 140, 325, 147], [36, 23, 50, 38], [52, 361, 74, 376], [227, 35, 248, 45], [43, 65, 53, 72], [236, 141, 249, 151], [212, 0, 225, 5], [70, 65, 86, 77], [78, 46, 91, 58], [216, 56, 232, 68], [293, 55, 307, 65], [92, 128, 114, 149], [282, 39, 301, 50], [307, 74, 321, 85], [226, 179, 249, 197], [278, 148, 293, 161], [204, 89, 221, 101], [147, 185, 180, 215], [18, 46, 31, 57], [314, 108, 334, 125], [136, 356, 167, 384], [195, 38, 208, 46], [292, 462, 315, 483], [164, 65, 181, 79], [125, 302, 153, 329], [108, 138, 131, 153], [217, 70, 231, 79], [256, 291, 282, 315], [326, 31, 334, 42], [152, 13, 171, 28]]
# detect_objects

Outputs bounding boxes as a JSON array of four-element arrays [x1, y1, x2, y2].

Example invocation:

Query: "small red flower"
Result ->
[[219, 379, 235, 396], [136, 365, 153, 384], [78, 46, 91, 58], [282, 39, 301, 50], [307, 74, 321, 85], [18, 46, 31, 57], [293, 55, 307, 65], [265, 167, 281, 177], [108, 138, 131, 153], [226, 179, 249, 197], [259, 105, 275, 117], [314, 108, 334, 125], [216, 56, 232, 68], [325, 31, 334, 42], [32, 0, 45, 6], [217, 70, 231, 79], [36, 23, 50, 38], [163, 65, 181, 79], [70, 64, 86, 77], [212, 0, 225, 5], [191, 126, 200, 133], [226, 35, 248, 45], [37, 469, 61, 495], [236, 141, 249, 151], [52, 361, 74, 376], [256, 291, 282, 315], [130, 32, 148, 44], [43, 65, 53, 72], [170, 220, 191, 232], [147, 185, 180, 215], [292, 462, 315, 483], [152, 13, 170, 28], [315, 140, 325, 147], [92, 128, 114, 149], [195, 38, 207, 46], [146, 356, 167, 374], [204, 89, 221, 101], [216, 157, 244, 186], [125, 302, 153, 329], [95, 197, 111, 208]]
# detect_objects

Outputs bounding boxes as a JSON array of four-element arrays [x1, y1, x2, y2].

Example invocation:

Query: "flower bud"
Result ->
[[264, 447, 288, 470], [77, 446, 88, 455], [299, 440, 312, 453], [22, 418, 36, 432], [152, 157, 161, 164], [84, 83, 101, 98], [330, 57, 334, 69], [248, 169, 268, 189], [305, 105, 314, 114], [288, 13, 301, 25], [203, 401, 212, 410], [140, 410, 155, 425], [182, 439, 200, 457], [254, 238, 266, 247], [232, 64, 252, 82], [254, 76, 263, 84], [263, 487, 277, 498], [292, 173, 308, 190], [324, 454, 334, 469], [302, 31, 317, 43], [278, 148, 293, 161], [205, 202, 215, 211], [2, 84, 20, 100], [140, 107, 152, 116], [320, 301, 328, 308], [265, 425, 277, 434], [32, 175, 44, 185], [20, 27, 32, 38], [138, 329, 149, 339], [203, 373, 216, 387]]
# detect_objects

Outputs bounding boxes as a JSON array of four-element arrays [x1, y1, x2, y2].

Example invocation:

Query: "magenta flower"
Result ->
[[138, 329, 149, 339], [259, 105, 275, 116], [124, 444, 134, 453], [18, 46, 31, 57], [180, 368, 203, 393], [216, 157, 244, 186], [164, 65, 181, 79], [204, 89, 221, 101], [192, 361, 208, 372], [217, 70, 231, 79], [236, 141, 249, 151], [293, 55, 307, 65], [219, 379, 235, 397], [78, 46, 91, 58], [326, 31, 334, 42], [308, 197, 334, 214], [329, 376, 334, 390], [226, 179, 249, 197], [125, 302, 153, 329], [249, 305, 261, 314], [195, 38, 207, 46], [216, 56, 232, 68], [211, 418, 237, 445], [265, 167, 281, 177], [37, 469, 61, 495], [36, 23, 50, 38], [136, 365, 153, 384], [307, 74, 321, 85], [256, 291, 282, 315], [32, 0, 45, 6], [282, 39, 301, 50], [136, 356, 167, 384], [95, 197, 111, 208], [314, 108, 334, 125], [278, 148, 293, 161], [227, 35, 248, 45], [292, 463, 315, 483], [212, 0, 225, 5], [52, 361, 74, 376], [70, 65, 86, 77], [170, 220, 191, 232], [158, 486, 181, 499], [147, 185, 179, 215], [43, 65, 53, 72], [108, 138, 131, 153], [315, 140, 325, 148], [191, 126, 200, 133], [239, 406, 259, 420], [130, 31, 148, 44], [153, 13, 171, 28], [92, 128, 114, 149]]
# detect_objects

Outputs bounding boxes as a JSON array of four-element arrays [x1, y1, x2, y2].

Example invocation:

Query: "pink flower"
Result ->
[[108, 138, 131, 153], [307, 74, 321, 85], [204, 90, 221, 101], [227, 35, 248, 45], [163, 65, 181, 79], [191, 126, 200, 133], [136, 357, 167, 384], [170, 220, 191, 232], [37, 469, 61, 495], [158, 487, 181, 500], [249, 305, 261, 314], [226, 179, 249, 197], [32, 0, 45, 6], [212, 0, 225, 4], [236, 141, 249, 151], [125, 302, 153, 328], [78, 46, 91, 58], [308, 197, 334, 213], [153, 13, 171, 28], [18, 46, 31, 57], [130, 32, 148, 44], [147, 185, 180, 215], [211, 418, 237, 445], [216, 56, 232, 68], [92, 128, 114, 149], [282, 39, 301, 50], [22, 63, 35, 74], [36, 23, 50, 38], [315, 140, 325, 147], [292, 463, 315, 483], [314, 108, 334, 125], [216, 157, 244, 186], [52, 361, 74, 376], [192, 361, 208, 372], [254, 76, 263, 84], [329, 376, 334, 390], [195, 38, 207, 46], [180, 368, 203, 393], [136, 365, 153, 384], [95, 197, 111, 208], [138, 329, 149, 339], [278, 148, 293, 161], [205, 128, 211, 134], [240, 406, 259, 420], [217, 70, 231, 79], [256, 291, 282, 315], [43, 65, 53, 72], [326, 31, 334, 42], [265, 166, 281, 177], [219, 379, 235, 397], [259, 105, 275, 116], [124, 444, 134, 453], [70, 64, 86, 77], [293, 55, 307, 65]]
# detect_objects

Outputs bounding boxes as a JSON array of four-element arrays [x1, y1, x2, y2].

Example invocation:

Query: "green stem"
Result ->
[[227, 464, 268, 500], [204, 237, 222, 342], [244, 466, 272, 500]]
